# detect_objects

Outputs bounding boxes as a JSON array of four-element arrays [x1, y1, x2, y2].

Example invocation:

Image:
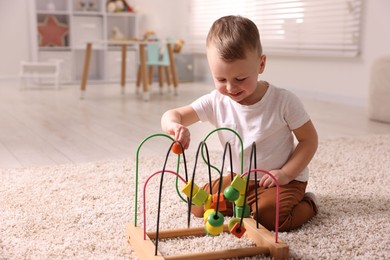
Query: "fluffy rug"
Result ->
[[1, 135, 390, 259]]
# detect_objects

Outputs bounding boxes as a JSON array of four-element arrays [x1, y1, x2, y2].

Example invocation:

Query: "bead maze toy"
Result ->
[[126, 128, 289, 259]]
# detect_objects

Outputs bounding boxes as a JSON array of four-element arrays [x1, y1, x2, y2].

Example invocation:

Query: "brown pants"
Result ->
[[192, 174, 318, 232]]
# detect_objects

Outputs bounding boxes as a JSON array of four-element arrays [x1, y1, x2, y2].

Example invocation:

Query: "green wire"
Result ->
[[133, 128, 244, 226], [134, 133, 175, 226], [202, 127, 244, 176]]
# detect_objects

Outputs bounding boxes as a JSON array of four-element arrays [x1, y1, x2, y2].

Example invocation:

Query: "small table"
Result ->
[[80, 41, 178, 101]]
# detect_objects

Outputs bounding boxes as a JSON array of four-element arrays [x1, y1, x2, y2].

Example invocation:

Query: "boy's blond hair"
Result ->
[[206, 15, 263, 61]]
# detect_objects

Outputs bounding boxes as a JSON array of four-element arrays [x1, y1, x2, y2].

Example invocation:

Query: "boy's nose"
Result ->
[[226, 81, 235, 92]]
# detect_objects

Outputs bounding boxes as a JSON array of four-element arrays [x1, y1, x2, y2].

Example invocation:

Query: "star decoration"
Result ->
[[38, 16, 69, 47]]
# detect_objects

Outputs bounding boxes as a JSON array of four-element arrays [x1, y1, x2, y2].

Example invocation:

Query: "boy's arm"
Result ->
[[260, 120, 318, 187], [161, 105, 200, 149]]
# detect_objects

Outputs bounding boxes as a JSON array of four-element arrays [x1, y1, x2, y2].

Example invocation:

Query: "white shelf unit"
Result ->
[[29, 0, 139, 84]]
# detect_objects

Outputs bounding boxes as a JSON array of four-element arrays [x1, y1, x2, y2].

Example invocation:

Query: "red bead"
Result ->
[[230, 222, 246, 238], [171, 142, 183, 154]]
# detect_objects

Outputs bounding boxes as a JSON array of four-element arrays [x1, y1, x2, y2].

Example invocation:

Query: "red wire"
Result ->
[[241, 169, 280, 243], [142, 168, 280, 244], [142, 170, 187, 240]]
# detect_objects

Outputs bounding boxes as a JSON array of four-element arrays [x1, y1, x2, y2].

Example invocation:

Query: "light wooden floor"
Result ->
[[1, 81, 389, 169]]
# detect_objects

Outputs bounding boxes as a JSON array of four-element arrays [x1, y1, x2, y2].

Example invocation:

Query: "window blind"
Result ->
[[189, 0, 363, 57]]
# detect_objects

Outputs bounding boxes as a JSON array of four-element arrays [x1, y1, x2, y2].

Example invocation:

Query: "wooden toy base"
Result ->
[[126, 218, 289, 260]]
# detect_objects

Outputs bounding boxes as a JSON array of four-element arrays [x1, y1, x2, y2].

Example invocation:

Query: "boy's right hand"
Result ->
[[161, 105, 199, 151], [167, 123, 191, 150]]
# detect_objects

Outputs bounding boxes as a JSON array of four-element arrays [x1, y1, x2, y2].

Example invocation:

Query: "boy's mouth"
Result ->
[[229, 91, 243, 97]]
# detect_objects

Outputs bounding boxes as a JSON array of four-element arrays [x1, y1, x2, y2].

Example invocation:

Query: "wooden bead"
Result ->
[[230, 222, 246, 238], [223, 185, 240, 202], [231, 175, 246, 194], [203, 194, 212, 210], [205, 221, 224, 236], [210, 194, 227, 212], [171, 142, 183, 154], [235, 204, 250, 218], [204, 209, 215, 224], [182, 180, 199, 198], [235, 194, 246, 207], [207, 211, 224, 227], [192, 188, 208, 206], [228, 218, 240, 231]]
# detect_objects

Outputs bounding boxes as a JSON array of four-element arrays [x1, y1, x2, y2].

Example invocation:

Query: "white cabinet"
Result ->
[[106, 49, 137, 81], [30, 0, 139, 84]]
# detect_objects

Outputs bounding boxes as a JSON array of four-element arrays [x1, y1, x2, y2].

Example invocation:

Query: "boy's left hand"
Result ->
[[259, 169, 290, 188]]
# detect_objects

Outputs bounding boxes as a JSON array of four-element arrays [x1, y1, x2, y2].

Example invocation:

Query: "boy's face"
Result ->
[[207, 44, 266, 105]]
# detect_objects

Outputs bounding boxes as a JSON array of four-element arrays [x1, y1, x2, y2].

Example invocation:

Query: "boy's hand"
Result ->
[[259, 169, 290, 188], [167, 123, 191, 150]]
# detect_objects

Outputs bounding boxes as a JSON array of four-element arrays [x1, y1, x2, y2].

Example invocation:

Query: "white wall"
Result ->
[[0, 0, 31, 80], [193, 0, 390, 107], [1, 0, 389, 108]]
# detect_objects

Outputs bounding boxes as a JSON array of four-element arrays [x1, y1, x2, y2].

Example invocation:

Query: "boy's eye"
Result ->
[[217, 79, 226, 82], [236, 78, 246, 82]]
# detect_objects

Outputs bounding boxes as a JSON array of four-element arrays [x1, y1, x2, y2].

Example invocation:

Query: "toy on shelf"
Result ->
[[126, 128, 289, 260], [106, 0, 133, 13]]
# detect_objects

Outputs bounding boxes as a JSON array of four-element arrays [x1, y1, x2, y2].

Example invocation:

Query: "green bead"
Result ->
[[207, 211, 224, 227], [223, 185, 240, 202], [203, 209, 215, 224], [235, 204, 250, 218], [228, 218, 241, 231], [192, 188, 208, 206], [231, 175, 246, 194]]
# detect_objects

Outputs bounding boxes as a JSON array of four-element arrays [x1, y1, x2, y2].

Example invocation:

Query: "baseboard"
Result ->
[[291, 88, 367, 108]]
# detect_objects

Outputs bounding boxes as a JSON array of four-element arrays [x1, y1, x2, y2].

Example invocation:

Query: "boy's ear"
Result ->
[[258, 55, 266, 74]]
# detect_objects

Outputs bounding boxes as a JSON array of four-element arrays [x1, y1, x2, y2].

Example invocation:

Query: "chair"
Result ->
[[136, 40, 178, 99], [19, 60, 61, 89]]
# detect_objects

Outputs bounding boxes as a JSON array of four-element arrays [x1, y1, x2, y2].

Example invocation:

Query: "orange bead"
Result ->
[[171, 142, 183, 154], [210, 193, 227, 212], [230, 222, 246, 238]]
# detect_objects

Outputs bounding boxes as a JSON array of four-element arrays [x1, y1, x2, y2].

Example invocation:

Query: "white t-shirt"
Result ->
[[191, 84, 310, 182]]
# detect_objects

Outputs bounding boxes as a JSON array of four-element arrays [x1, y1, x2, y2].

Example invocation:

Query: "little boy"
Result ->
[[161, 15, 318, 231]]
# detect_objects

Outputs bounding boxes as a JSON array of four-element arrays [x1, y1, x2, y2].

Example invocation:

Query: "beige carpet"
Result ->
[[1, 135, 390, 259]]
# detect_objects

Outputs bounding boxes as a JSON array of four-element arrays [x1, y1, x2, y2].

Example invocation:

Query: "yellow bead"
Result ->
[[192, 188, 208, 206], [231, 175, 246, 194], [204, 209, 215, 224], [182, 180, 199, 198], [204, 194, 212, 210], [235, 195, 246, 207], [205, 221, 224, 236]]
